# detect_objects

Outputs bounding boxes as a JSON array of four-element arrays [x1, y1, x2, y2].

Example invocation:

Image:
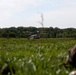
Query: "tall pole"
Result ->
[[37, 12, 44, 38], [41, 13, 44, 27], [38, 13, 44, 28]]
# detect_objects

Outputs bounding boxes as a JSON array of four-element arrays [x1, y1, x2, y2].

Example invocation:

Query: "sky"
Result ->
[[0, 0, 76, 28]]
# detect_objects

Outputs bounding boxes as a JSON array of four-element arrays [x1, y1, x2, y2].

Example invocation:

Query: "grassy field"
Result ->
[[0, 38, 76, 75]]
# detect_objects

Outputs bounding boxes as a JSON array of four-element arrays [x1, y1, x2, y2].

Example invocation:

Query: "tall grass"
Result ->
[[0, 38, 76, 75]]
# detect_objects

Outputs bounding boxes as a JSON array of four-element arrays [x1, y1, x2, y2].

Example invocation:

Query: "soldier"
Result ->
[[66, 45, 76, 67]]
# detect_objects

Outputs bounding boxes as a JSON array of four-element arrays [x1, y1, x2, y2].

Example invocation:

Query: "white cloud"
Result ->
[[0, 0, 76, 28], [0, 0, 43, 21], [24, 6, 76, 28], [43, 7, 76, 28]]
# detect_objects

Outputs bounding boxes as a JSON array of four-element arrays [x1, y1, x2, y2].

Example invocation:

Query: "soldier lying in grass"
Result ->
[[66, 45, 76, 67]]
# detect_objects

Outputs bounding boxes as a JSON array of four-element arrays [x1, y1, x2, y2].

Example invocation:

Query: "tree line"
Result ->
[[0, 26, 76, 38]]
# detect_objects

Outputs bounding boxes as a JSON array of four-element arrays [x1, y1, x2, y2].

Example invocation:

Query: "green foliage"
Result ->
[[0, 38, 76, 75], [0, 27, 76, 38]]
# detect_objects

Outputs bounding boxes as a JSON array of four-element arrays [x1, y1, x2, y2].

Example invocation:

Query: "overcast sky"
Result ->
[[0, 0, 76, 28]]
